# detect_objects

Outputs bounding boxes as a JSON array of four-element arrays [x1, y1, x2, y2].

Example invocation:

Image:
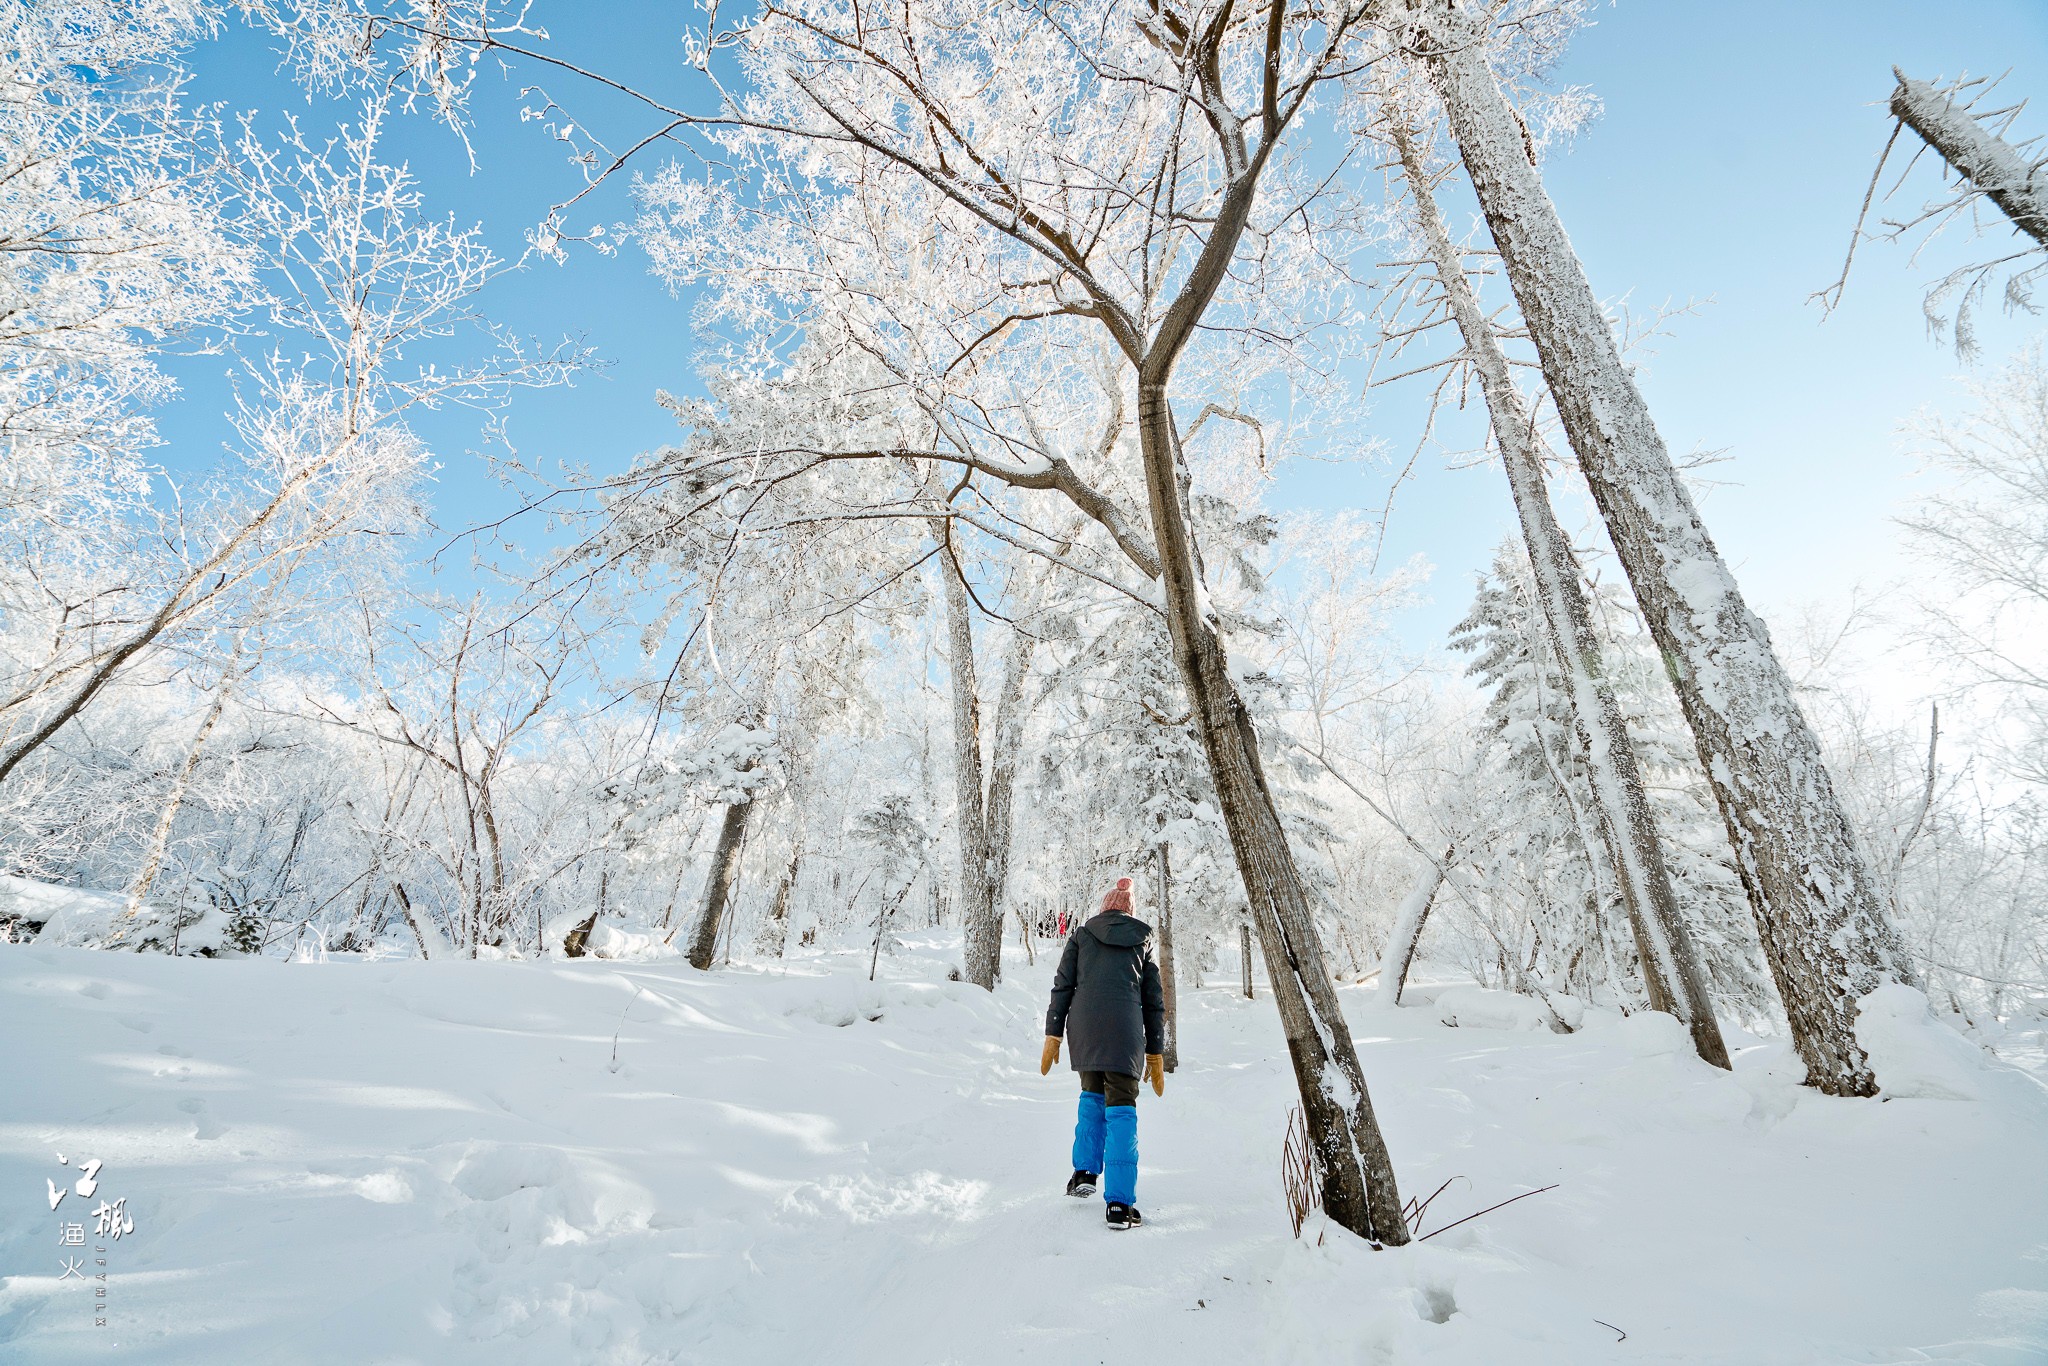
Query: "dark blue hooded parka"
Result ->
[[1044, 911, 1167, 1077]]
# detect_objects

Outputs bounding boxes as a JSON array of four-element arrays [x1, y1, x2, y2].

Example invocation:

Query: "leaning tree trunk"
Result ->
[[1529, 693, 1678, 1017], [937, 525, 1002, 990], [122, 678, 234, 927], [686, 791, 755, 971], [1420, 12, 1910, 1094], [1891, 71, 2048, 248], [1155, 842, 1180, 1072], [1134, 377, 1410, 1246], [1391, 115, 1731, 1069], [1376, 849, 1448, 1008]]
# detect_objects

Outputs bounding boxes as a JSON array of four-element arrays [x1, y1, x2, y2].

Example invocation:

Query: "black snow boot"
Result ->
[[1065, 1170, 1098, 1198], [1105, 1202, 1142, 1231]]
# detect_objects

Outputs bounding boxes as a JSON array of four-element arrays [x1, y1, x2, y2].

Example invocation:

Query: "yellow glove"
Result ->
[[1040, 1036, 1061, 1076], [1146, 1053, 1165, 1096]]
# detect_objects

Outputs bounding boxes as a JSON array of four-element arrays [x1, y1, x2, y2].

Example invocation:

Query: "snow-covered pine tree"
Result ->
[[850, 791, 930, 976], [1451, 543, 1768, 1020], [1031, 598, 1239, 970], [1451, 545, 1624, 1010]]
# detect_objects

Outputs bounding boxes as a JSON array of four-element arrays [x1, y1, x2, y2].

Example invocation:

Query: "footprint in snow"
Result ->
[[177, 1096, 225, 1140]]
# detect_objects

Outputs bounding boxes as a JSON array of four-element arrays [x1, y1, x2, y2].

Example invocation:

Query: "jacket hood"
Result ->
[[1083, 911, 1152, 948]]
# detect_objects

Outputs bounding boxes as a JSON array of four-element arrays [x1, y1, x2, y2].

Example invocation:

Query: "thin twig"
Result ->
[[1416, 1183, 1559, 1241]]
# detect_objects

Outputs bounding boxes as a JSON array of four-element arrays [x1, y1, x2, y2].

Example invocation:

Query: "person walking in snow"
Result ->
[[1039, 876, 1165, 1231]]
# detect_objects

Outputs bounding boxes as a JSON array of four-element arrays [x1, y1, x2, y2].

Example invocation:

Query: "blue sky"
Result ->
[[163, 0, 2048, 680]]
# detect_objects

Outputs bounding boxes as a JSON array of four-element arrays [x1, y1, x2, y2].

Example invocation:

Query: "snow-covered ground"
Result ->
[[3, 936, 2045, 1365]]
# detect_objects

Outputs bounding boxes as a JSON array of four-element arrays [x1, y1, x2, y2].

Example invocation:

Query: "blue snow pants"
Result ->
[[1072, 1071, 1140, 1206]]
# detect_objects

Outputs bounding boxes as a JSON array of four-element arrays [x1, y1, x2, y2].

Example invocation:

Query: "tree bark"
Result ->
[[1891, 72, 2048, 248], [562, 909, 599, 958], [1390, 114, 1730, 1068], [982, 619, 1037, 919], [1377, 850, 1448, 1008], [1420, 11, 1910, 1094], [1156, 841, 1180, 1071], [759, 848, 801, 958], [1134, 374, 1407, 1242], [392, 882, 432, 960], [686, 792, 755, 971], [122, 681, 233, 926], [937, 526, 1002, 990]]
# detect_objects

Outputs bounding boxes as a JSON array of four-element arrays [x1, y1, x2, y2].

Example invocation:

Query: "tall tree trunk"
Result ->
[[1155, 841, 1179, 1072], [1239, 922, 1255, 1000], [686, 792, 754, 971], [122, 680, 234, 928], [759, 848, 801, 958], [937, 526, 1001, 989], [1376, 850, 1448, 1008], [1390, 114, 1730, 1069], [1891, 72, 2048, 247], [1134, 375, 1408, 1244], [1419, 12, 1910, 1094], [982, 620, 1037, 918]]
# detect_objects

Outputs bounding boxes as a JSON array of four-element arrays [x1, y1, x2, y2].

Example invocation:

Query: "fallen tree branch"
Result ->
[[1416, 1183, 1559, 1242]]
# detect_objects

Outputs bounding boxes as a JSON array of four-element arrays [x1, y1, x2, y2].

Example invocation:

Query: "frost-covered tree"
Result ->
[[1396, 1, 1913, 1096], [622, 0, 1412, 1241], [1448, 544, 1767, 1021], [594, 346, 905, 971], [0, 1, 248, 523], [0, 98, 576, 793], [1356, 83, 1731, 1066], [1904, 346, 2048, 790], [1819, 69, 2048, 357]]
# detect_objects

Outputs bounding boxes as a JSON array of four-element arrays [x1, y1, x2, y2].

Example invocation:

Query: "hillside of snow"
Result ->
[[2, 936, 2045, 1365]]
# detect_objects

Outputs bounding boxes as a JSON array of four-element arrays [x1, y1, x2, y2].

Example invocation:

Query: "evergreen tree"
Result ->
[[1451, 542, 1768, 1018]]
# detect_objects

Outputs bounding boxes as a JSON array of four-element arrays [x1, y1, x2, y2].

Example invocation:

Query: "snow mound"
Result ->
[[1857, 983, 1993, 1100], [1729, 1041, 1809, 1127], [1612, 1008, 1691, 1057], [2, 875, 235, 955], [0, 876, 123, 942], [584, 922, 681, 961], [1435, 985, 1575, 1032]]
